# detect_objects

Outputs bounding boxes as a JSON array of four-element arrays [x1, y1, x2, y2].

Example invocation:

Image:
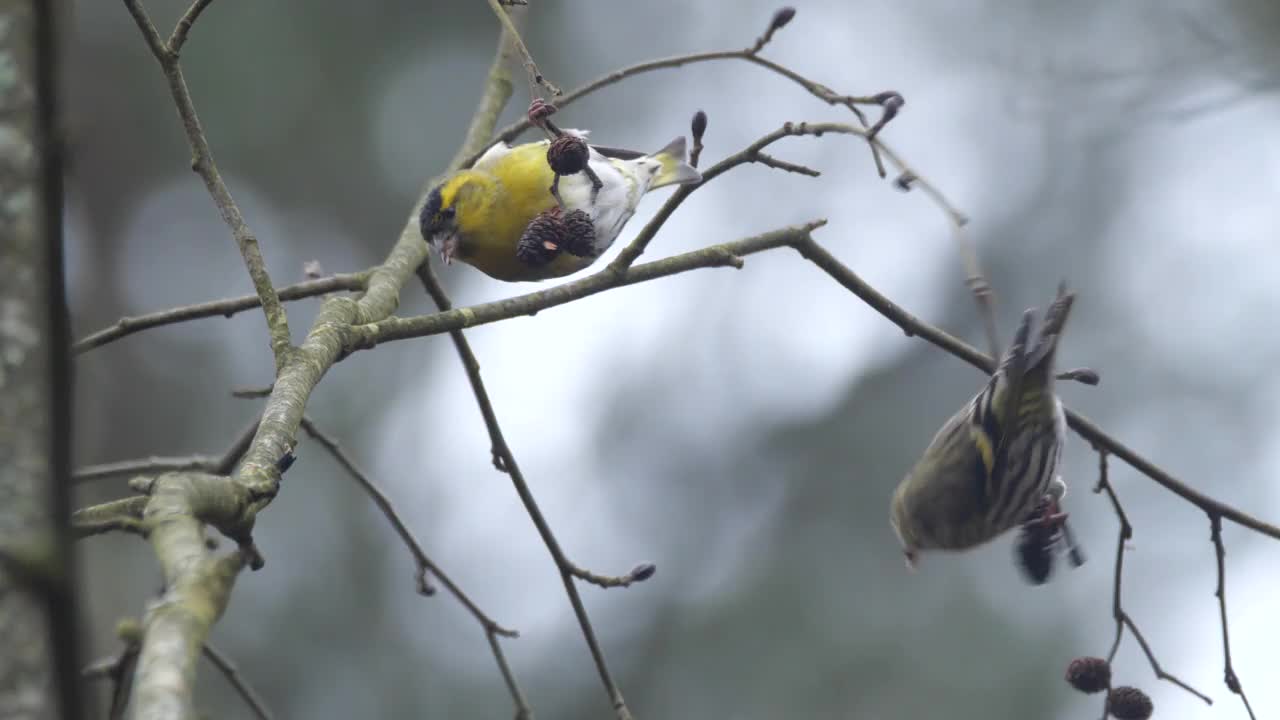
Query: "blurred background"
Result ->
[[66, 0, 1280, 718]]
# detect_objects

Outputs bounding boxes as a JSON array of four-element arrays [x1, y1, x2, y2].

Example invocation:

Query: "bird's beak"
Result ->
[[438, 231, 458, 265]]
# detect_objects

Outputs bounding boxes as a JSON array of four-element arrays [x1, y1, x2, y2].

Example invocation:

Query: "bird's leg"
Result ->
[[583, 165, 604, 205], [549, 174, 565, 209], [1024, 496, 1085, 568]]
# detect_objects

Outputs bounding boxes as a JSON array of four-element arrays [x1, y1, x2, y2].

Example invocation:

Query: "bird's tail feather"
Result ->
[[1025, 283, 1075, 379], [648, 136, 702, 189]]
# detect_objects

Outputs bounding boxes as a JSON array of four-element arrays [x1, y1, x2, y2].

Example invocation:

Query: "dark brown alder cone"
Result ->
[[516, 208, 565, 266], [1064, 657, 1111, 694], [1107, 686, 1153, 720], [547, 135, 589, 176], [561, 209, 596, 257]]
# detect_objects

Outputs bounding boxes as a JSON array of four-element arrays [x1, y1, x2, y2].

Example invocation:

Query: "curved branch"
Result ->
[[73, 273, 367, 354], [122, 0, 292, 368]]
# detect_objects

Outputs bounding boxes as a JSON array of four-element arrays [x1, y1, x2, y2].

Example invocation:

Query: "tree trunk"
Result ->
[[0, 1, 80, 719]]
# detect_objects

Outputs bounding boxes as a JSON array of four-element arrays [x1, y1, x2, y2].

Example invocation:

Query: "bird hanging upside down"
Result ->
[[890, 285, 1085, 582], [419, 104, 701, 282]]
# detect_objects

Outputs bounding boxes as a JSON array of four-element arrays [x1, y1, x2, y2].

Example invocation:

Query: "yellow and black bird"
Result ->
[[420, 127, 701, 282], [890, 286, 1076, 571]]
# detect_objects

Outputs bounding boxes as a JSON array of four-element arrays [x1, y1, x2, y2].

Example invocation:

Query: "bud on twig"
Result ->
[[867, 91, 905, 140], [690, 110, 708, 168], [630, 563, 657, 582], [770, 7, 796, 31], [752, 7, 797, 53], [692, 110, 708, 142]]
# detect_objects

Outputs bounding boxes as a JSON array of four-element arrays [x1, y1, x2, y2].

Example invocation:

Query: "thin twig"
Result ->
[[296, 417, 531, 715], [72, 411, 260, 483], [71, 497, 150, 539], [416, 262, 638, 719], [214, 412, 262, 475], [122, 0, 293, 368], [230, 385, 273, 399], [73, 456, 216, 484], [485, 0, 559, 96], [607, 121, 862, 271], [167, 0, 213, 53], [297, 417, 516, 634], [1120, 614, 1212, 705], [567, 562, 657, 590], [1210, 514, 1256, 719], [754, 151, 820, 176], [868, 138, 999, 356], [487, 630, 534, 720], [201, 644, 273, 720], [1094, 450, 1212, 709], [473, 16, 887, 170], [81, 648, 139, 720], [73, 272, 366, 354]]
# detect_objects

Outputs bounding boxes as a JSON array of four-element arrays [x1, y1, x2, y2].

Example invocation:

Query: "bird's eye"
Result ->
[[441, 207, 456, 220]]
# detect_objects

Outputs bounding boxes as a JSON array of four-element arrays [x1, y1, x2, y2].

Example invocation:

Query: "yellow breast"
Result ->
[[455, 144, 594, 282]]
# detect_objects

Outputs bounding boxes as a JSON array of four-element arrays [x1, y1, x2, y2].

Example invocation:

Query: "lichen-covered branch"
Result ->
[[72, 497, 149, 539], [130, 472, 256, 720]]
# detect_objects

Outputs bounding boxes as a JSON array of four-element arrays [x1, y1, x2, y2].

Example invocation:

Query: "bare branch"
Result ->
[[416, 261, 637, 718], [357, 223, 823, 348], [297, 416, 529, 714], [73, 456, 216, 484], [168, 0, 214, 54], [230, 385, 273, 399], [73, 273, 366, 354], [754, 151, 820, 176], [1210, 515, 1256, 719], [1092, 451, 1211, 710], [474, 15, 886, 169], [71, 497, 149, 539], [487, 630, 534, 720], [568, 562, 658, 590], [201, 644, 273, 720], [122, 0, 293, 368], [296, 418, 516, 633], [213, 412, 262, 475], [608, 122, 862, 273], [73, 412, 260, 484], [485, 0, 559, 96]]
